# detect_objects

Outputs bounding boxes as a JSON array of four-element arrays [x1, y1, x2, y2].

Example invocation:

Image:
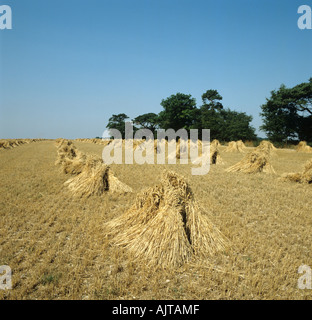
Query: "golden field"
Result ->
[[1, 140, 312, 300]]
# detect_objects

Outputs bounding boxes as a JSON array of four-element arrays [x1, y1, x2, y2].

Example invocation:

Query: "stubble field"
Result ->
[[0, 140, 312, 300]]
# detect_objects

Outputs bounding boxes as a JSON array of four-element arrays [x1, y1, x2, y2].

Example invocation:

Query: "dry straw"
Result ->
[[133, 139, 145, 150], [60, 152, 102, 175], [55, 139, 77, 157], [74, 138, 113, 146], [281, 159, 312, 184], [64, 160, 110, 197], [64, 160, 133, 197], [167, 139, 198, 161], [258, 140, 277, 153], [225, 140, 246, 153], [55, 140, 132, 197], [226, 140, 276, 174], [211, 139, 221, 148], [153, 139, 168, 155], [55, 139, 79, 167], [166, 139, 209, 163], [0, 139, 41, 150], [175, 139, 189, 160], [104, 170, 226, 268], [55, 139, 90, 175], [237, 140, 246, 150], [210, 140, 224, 165], [296, 141, 312, 153], [173, 138, 223, 164]]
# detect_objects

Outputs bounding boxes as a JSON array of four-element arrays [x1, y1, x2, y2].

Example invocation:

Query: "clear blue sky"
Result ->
[[0, 0, 311, 139]]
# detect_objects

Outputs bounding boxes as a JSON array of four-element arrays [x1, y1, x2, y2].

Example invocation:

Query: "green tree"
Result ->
[[132, 112, 159, 134], [201, 89, 223, 111], [198, 90, 224, 138], [218, 109, 257, 141], [106, 113, 129, 139], [158, 93, 197, 131], [260, 78, 312, 142], [198, 89, 256, 141]]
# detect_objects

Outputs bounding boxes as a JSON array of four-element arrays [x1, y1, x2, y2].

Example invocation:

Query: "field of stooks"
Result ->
[[1, 138, 312, 300]]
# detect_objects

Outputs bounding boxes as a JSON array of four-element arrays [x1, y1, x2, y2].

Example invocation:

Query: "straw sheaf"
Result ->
[[237, 140, 246, 149], [133, 139, 145, 150], [211, 139, 221, 148], [225, 141, 246, 153], [61, 153, 99, 175], [210, 143, 224, 165], [105, 170, 227, 268], [182, 140, 203, 158], [55, 140, 133, 196], [281, 159, 312, 184], [296, 141, 312, 153], [0, 139, 42, 150], [258, 140, 277, 154], [64, 162, 110, 197], [75, 138, 113, 146], [226, 142, 276, 174], [167, 139, 203, 161], [55, 140, 80, 167], [64, 160, 133, 197], [56, 140, 78, 159], [175, 140, 189, 159], [153, 139, 168, 154], [304, 159, 312, 172], [108, 174, 134, 194]]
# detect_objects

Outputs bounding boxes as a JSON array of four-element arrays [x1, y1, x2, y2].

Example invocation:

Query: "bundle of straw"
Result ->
[[0, 139, 35, 149], [226, 141, 276, 174], [64, 159, 133, 197], [55, 139, 133, 196], [104, 170, 226, 268], [211, 139, 221, 148], [281, 159, 312, 184], [210, 142, 224, 165], [225, 141, 246, 153], [296, 141, 312, 153], [55, 140, 80, 167], [258, 140, 277, 153]]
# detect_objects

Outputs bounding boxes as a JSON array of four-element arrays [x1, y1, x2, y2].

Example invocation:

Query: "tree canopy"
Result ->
[[260, 78, 312, 142], [195, 90, 256, 140], [132, 113, 159, 132], [201, 89, 223, 111], [158, 93, 197, 131], [106, 113, 129, 139], [105, 90, 257, 141]]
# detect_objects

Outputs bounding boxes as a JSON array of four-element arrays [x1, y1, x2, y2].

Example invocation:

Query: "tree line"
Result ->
[[106, 90, 257, 141], [106, 78, 312, 142]]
